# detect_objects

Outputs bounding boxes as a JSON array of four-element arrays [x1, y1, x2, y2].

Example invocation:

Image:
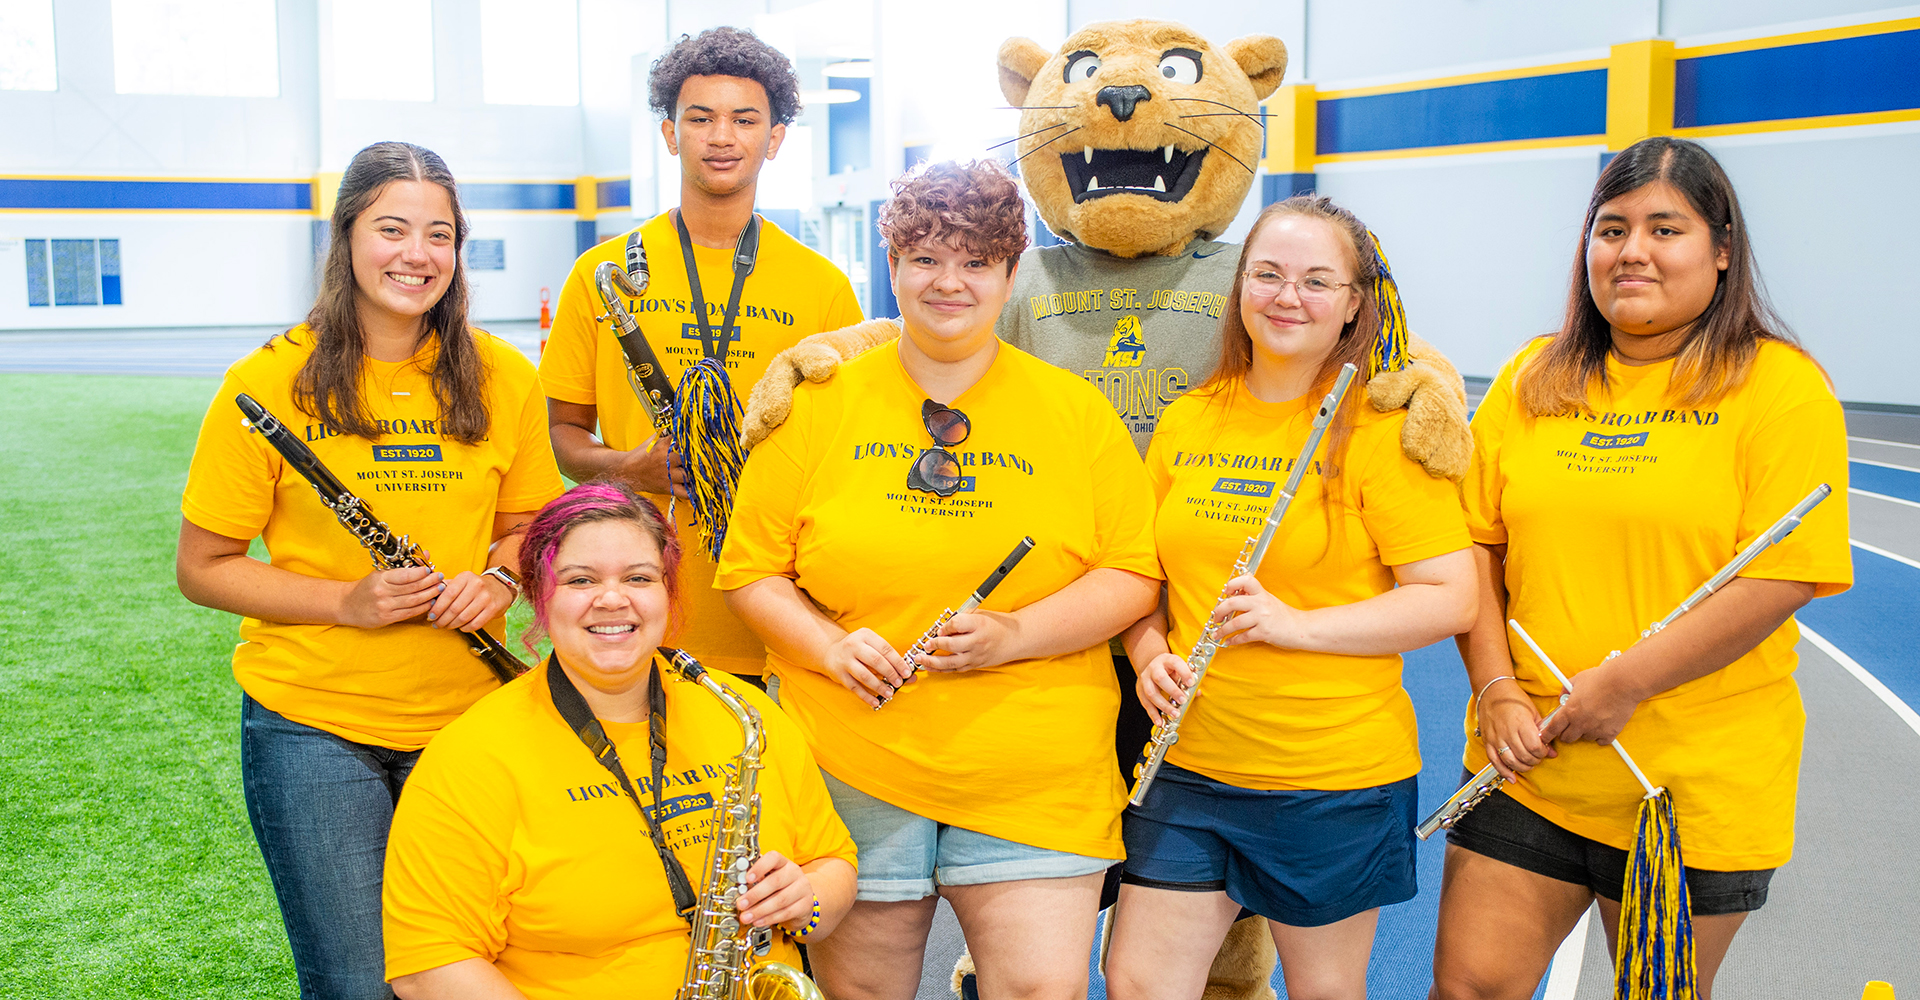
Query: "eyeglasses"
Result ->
[[1242, 268, 1354, 303], [907, 399, 971, 497]]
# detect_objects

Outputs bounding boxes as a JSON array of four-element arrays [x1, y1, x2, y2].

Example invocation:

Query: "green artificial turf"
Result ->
[[0, 373, 534, 998]]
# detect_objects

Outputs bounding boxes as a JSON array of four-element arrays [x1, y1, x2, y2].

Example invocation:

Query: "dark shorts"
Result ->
[[1122, 763, 1418, 927], [1444, 770, 1773, 916]]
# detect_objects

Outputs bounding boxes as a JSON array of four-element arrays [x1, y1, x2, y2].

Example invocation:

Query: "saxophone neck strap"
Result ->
[[672, 208, 760, 364], [546, 653, 698, 924]]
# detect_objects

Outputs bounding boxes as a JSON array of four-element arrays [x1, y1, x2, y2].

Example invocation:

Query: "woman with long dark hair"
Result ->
[[1430, 137, 1852, 999], [177, 141, 564, 1000], [1103, 195, 1475, 1000]]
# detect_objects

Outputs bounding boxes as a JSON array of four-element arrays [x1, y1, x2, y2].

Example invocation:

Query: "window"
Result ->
[[111, 0, 278, 97], [480, 0, 578, 107], [0, 0, 57, 91], [332, 0, 433, 101], [25, 239, 122, 307], [465, 239, 506, 271]]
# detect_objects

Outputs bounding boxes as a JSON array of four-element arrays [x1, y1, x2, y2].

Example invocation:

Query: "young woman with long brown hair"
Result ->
[[1106, 195, 1476, 1000], [176, 141, 563, 1000], [1430, 136, 1852, 999]]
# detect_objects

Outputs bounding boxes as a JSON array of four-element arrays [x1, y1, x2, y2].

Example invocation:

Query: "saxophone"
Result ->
[[664, 649, 824, 1000]]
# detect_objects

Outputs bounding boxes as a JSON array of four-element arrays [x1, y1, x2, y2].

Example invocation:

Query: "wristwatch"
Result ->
[[482, 565, 522, 598]]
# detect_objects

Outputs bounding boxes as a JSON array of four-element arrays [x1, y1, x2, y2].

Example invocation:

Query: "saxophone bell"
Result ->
[[664, 648, 824, 1000]]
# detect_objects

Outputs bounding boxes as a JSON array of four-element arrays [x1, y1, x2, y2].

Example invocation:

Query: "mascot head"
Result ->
[[998, 21, 1286, 258]]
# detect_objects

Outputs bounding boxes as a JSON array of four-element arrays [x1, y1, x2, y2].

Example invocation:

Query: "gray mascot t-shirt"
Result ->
[[996, 238, 1239, 455]]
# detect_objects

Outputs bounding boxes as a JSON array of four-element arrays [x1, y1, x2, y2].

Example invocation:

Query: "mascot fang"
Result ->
[[738, 20, 1472, 1000]]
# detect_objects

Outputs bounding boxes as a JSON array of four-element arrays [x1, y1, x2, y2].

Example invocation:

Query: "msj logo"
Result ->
[[1581, 431, 1649, 450]]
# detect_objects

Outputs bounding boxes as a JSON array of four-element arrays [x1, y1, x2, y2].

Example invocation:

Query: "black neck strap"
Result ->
[[546, 653, 697, 924], [673, 209, 760, 364]]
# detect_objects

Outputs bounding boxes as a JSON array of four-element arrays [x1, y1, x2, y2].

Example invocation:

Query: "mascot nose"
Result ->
[[1096, 85, 1152, 122]]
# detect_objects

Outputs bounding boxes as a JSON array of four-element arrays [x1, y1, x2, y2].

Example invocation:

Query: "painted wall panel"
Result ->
[[0, 215, 312, 329], [1314, 150, 1600, 380], [1305, 0, 1653, 82], [1661, 0, 1902, 37], [464, 215, 582, 322], [1703, 127, 1920, 406]]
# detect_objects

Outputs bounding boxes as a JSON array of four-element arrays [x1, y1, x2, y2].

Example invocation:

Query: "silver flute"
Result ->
[[1129, 364, 1356, 807], [1415, 482, 1833, 839]]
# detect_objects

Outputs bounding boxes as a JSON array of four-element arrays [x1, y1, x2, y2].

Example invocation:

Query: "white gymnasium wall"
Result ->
[[0, 216, 314, 328], [464, 213, 583, 322], [1060, 1, 1920, 405]]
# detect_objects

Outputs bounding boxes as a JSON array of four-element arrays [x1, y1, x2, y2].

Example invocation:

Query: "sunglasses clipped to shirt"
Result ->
[[907, 399, 971, 497]]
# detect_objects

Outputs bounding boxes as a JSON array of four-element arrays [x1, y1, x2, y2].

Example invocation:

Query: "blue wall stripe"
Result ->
[[459, 183, 575, 212], [0, 178, 311, 211], [596, 178, 631, 209], [1318, 69, 1607, 154], [1676, 29, 1920, 127]]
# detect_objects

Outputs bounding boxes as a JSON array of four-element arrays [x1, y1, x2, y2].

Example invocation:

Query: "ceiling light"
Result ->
[[801, 88, 862, 105], [823, 60, 873, 78]]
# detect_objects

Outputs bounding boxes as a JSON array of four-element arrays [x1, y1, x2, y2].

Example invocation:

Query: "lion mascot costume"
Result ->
[[738, 19, 1470, 1000]]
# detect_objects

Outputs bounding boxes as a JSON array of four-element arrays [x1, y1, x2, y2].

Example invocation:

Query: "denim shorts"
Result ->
[[1444, 773, 1773, 915], [1122, 763, 1419, 927], [819, 770, 1113, 902]]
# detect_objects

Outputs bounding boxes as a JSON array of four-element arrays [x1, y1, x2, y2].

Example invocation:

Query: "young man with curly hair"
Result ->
[[541, 27, 863, 685]]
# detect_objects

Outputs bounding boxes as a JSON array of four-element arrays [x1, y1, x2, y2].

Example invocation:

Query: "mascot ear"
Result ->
[[998, 36, 1050, 108], [1225, 35, 1289, 101]]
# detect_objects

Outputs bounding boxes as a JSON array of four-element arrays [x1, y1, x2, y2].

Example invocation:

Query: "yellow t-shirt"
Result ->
[[1464, 338, 1851, 870], [715, 341, 1161, 858], [181, 327, 564, 750], [382, 657, 856, 999], [1145, 380, 1470, 790], [539, 213, 865, 676]]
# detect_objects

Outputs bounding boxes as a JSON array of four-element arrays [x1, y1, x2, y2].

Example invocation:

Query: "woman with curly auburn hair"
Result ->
[[176, 141, 564, 1000], [718, 159, 1162, 999], [1431, 137, 1851, 999], [382, 482, 856, 1000]]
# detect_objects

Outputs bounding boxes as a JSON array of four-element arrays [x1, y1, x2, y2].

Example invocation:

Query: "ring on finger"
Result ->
[[1497, 746, 1512, 756]]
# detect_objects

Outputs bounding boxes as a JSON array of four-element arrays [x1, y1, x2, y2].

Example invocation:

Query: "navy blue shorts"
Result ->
[[1122, 763, 1418, 927]]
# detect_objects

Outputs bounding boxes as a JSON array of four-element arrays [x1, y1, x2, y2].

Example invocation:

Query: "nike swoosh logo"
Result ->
[[1191, 247, 1226, 258]]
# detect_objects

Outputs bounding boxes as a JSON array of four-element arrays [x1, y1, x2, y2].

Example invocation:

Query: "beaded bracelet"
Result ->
[[794, 895, 822, 939]]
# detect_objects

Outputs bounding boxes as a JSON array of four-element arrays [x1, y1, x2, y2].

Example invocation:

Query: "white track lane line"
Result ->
[[1852, 456, 1920, 473], [1854, 539, 1920, 571], [1542, 906, 1593, 999], [1852, 488, 1920, 510], [1800, 623, 1920, 739], [1850, 436, 1920, 451]]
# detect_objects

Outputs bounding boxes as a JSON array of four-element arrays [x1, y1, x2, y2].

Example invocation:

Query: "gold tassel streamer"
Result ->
[[670, 358, 747, 560], [1614, 788, 1698, 1000]]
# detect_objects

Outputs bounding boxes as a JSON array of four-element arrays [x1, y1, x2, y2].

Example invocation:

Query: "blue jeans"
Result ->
[[241, 695, 420, 1000]]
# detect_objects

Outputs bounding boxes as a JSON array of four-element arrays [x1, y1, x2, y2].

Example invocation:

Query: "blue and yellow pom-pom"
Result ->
[[1615, 787, 1698, 1000], [1366, 230, 1410, 380], [669, 358, 748, 560]]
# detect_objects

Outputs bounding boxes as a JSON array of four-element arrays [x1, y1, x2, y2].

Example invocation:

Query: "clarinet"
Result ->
[[234, 394, 528, 685], [1129, 364, 1357, 807], [1413, 482, 1833, 839]]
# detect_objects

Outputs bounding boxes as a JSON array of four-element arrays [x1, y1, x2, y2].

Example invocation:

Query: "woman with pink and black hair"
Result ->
[[380, 482, 856, 1000]]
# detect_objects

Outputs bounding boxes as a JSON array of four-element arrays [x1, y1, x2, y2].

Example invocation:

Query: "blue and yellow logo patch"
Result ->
[[1103, 316, 1145, 368]]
